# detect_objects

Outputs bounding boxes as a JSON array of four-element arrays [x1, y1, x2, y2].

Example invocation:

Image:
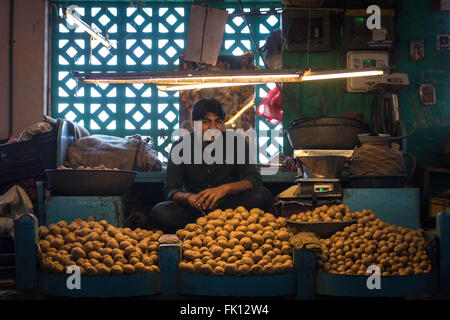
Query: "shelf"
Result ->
[[134, 171, 297, 183]]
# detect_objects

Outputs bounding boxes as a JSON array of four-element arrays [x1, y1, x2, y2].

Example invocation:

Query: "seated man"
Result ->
[[149, 98, 272, 234]]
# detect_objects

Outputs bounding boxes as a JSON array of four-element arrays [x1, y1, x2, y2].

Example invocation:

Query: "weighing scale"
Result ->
[[277, 149, 353, 216], [293, 149, 354, 199]]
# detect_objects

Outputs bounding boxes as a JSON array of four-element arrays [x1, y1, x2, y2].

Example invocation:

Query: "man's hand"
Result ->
[[196, 185, 230, 210], [186, 193, 203, 211]]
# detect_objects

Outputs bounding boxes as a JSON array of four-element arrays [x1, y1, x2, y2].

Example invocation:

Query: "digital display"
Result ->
[[363, 59, 377, 67]]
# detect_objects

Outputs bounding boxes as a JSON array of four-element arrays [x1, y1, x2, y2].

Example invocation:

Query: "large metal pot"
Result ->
[[286, 117, 369, 150]]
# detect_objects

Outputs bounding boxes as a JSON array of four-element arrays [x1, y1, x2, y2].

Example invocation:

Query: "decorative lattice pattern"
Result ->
[[51, 2, 282, 163]]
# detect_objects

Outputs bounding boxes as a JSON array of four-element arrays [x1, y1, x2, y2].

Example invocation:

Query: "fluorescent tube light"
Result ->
[[301, 68, 384, 81], [75, 70, 302, 85], [72, 68, 385, 92], [157, 82, 259, 91]]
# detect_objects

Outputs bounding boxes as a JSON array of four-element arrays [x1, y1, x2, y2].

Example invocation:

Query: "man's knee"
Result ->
[[150, 201, 172, 218], [246, 186, 273, 211], [148, 201, 201, 233], [147, 201, 176, 230]]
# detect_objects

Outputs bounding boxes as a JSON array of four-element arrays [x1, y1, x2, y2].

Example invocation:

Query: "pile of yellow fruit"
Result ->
[[177, 207, 294, 275], [317, 209, 432, 276], [38, 217, 162, 276], [289, 204, 357, 223]]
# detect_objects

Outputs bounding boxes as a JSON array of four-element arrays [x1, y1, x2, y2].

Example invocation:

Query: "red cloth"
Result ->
[[256, 86, 282, 124]]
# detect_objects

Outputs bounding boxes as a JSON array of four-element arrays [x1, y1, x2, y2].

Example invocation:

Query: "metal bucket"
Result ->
[[296, 156, 348, 178]]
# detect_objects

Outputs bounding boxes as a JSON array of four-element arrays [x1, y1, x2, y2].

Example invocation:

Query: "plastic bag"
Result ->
[[255, 86, 282, 124]]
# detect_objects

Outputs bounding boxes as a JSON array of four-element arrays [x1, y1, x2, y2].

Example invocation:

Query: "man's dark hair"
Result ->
[[191, 98, 225, 121]]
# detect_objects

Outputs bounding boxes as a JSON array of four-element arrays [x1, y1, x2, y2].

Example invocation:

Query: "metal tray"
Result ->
[[45, 169, 137, 196], [287, 220, 357, 238], [178, 271, 296, 297], [37, 271, 161, 298]]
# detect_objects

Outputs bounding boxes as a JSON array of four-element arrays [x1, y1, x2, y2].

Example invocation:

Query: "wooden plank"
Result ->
[[0, 0, 10, 140], [38, 271, 161, 298], [315, 272, 438, 297], [436, 212, 450, 292], [12, 0, 46, 136], [45, 196, 124, 227], [160, 243, 181, 299], [178, 272, 296, 297], [134, 171, 297, 183]]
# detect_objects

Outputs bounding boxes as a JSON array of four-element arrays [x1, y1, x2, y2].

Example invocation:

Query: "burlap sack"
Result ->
[[17, 116, 90, 142], [350, 142, 404, 176], [65, 134, 162, 172], [0, 186, 34, 236], [17, 122, 53, 142]]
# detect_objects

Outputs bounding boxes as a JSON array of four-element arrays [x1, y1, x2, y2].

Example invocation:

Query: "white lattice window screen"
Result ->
[[52, 3, 282, 164]]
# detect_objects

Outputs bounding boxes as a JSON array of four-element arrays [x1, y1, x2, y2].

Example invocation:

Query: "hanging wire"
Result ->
[[237, 0, 301, 118], [306, 9, 312, 71]]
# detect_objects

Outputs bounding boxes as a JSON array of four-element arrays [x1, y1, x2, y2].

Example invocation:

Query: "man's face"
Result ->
[[196, 112, 224, 141]]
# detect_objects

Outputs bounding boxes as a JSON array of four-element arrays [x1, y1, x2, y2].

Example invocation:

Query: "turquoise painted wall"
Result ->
[[282, 2, 449, 166], [396, 1, 450, 165]]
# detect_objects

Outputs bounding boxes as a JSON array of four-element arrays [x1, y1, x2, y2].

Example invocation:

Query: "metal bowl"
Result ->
[[286, 117, 369, 150], [296, 156, 348, 178], [358, 133, 391, 144], [287, 220, 357, 238], [45, 169, 137, 196]]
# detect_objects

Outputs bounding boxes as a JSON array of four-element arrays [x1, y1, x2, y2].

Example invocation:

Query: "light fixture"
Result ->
[[74, 69, 303, 85], [73, 68, 384, 91], [62, 7, 113, 50], [301, 69, 384, 81], [157, 82, 259, 91]]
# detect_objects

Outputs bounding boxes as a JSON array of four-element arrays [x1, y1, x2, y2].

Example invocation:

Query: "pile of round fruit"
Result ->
[[289, 204, 357, 223], [38, 217, 162, 276], [177, 207, 294, 276], [317, 209, 432, 276]]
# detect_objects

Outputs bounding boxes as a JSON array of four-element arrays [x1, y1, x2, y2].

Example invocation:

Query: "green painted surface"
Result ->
[[38, 271, 161, 297], [315, 271, 438, 297], [178, 272, 297, 297], [50, 1, 283, 163], [282, 4, 450, 166], [396, 2, 450, 165], [134, 171, 296, 183]]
